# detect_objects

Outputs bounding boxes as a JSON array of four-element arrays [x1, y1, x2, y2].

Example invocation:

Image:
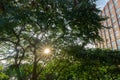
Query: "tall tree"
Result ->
[[0, 0, 105, 80]]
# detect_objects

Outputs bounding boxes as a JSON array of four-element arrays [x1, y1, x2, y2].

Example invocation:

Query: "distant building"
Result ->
[[96, 0, 120, 50]]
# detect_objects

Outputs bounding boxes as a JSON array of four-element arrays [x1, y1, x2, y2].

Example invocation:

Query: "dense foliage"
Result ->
[[0, 66, 8, 80], [1, 48, 120, 80]]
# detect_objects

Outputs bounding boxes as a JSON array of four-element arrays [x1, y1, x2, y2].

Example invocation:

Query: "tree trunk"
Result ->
[[31, 56, 38, 80]]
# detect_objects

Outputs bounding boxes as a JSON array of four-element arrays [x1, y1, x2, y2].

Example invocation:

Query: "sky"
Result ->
[[96, 0, 109, 10]]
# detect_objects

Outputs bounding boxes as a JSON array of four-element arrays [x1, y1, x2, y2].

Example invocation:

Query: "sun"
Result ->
[[44, 48, 50, 54]]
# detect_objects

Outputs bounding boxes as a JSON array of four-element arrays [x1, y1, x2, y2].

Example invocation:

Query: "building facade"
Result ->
[[96, 0, 120, 50]]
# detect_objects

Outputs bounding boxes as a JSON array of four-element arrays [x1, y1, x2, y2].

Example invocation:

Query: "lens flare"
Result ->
[[44, 48, 50, 54]]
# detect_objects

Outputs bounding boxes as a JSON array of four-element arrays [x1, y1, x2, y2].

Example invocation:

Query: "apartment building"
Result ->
[[96, 0, 120, 50]]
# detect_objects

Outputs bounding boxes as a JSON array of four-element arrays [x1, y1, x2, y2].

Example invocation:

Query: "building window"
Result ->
[[106, 33, 109, 38], [111, 14, 114, 19], [119, 20, 120, 25], [112, 19, 116, 23], [106, 36, 109, 39], [116, 8, 120, 14], [115, 31, 119, 37], [109, 4, 113, 13], [109, 3, 113, 9], [105, 9, 108, 14], [112, 42, 114, 47], [114, 25, 117, 29], [118, 14, 120, 19], [104, 22, 107, 26], [118, 46, 120, 50], [108, 43, 111, 48], [110, 34, 112, 39], [117, 39, 120, 45], [110, 29, 112, 32], [113, 0, 118, 7]]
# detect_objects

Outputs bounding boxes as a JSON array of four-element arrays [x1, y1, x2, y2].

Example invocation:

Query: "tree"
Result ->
[[0, 0, 105, 80]]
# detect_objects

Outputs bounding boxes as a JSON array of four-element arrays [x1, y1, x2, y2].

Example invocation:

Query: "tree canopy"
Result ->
[[0, 0, 103, 46]]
